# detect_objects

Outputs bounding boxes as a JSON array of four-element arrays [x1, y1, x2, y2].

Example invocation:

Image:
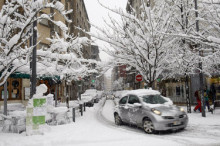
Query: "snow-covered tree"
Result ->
[[168, 0, 220, 77], [112, 77, 123, 91], [37, 33, 100, 83], [87, 0, 220, 89], [0, 0, 72, 86], [89, 0, 177, 87]]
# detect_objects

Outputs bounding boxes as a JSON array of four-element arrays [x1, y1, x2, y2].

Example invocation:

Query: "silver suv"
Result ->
[[114, 89, 188, 134]]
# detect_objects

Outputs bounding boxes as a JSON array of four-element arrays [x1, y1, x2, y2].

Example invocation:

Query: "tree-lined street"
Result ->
[[1, 0, 220, 145]]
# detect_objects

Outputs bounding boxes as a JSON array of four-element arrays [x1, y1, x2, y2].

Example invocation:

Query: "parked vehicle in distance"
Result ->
[[114, 89, 188, 134], [81, 94, 94, 107], [81, 89, 98, 106]]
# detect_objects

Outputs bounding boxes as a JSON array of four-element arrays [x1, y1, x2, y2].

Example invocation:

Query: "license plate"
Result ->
[[173, 121, 181, 125]]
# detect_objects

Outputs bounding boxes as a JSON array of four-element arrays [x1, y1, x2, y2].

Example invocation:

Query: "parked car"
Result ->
[[114, 89, 188, 134], [81, 89, 99, 106], [80, 94, 94, 107], [85, 89, 99, 103]]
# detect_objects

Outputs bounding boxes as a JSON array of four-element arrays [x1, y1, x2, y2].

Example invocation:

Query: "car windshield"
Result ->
[[141, 94, 167, 104]]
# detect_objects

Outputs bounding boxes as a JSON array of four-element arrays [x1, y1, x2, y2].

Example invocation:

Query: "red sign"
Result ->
[[136, 75, 142, 82]]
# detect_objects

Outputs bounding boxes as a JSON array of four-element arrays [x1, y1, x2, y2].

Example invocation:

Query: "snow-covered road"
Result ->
[[0, 98, 220, 146], [100, 99, 220, 146]]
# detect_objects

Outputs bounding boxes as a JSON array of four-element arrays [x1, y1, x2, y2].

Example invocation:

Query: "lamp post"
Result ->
[[194, 0, 205, 117], [30, 1, 37, 99]]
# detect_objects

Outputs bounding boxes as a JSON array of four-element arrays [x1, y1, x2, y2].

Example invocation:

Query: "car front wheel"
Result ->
[[143, 118, 155, 134], [114, 113, 123, 125]]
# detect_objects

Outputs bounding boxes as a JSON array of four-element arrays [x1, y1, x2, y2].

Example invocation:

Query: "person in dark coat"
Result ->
[[210, 83, 216, 105], [194, 90, 201, 112], [204, 86, 211, 111]]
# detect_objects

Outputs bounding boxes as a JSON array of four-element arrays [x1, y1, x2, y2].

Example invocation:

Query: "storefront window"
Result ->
[[0, 78, 21, 100], [207, 77, 220, 100], [1, 90, 9, 99]]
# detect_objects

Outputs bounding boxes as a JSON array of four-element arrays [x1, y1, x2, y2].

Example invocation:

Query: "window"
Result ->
[[39, 19, 49, 26], [146, 0, 150, 7], [67, 14, 71, 20], [176, 86, 180, 96], [38, 43, 49, 50], [39, 12, 49, 26], [119, 96, 128, 104], [142, 95, 167, 104], [1, 90, 9, 99], [54, 25, 60, 34], [0, 78, 22, 101], [128, 95, 140, 104]]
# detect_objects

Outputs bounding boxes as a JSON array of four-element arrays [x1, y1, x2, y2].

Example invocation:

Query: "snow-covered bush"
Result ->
[[112, 77, 123, 91]]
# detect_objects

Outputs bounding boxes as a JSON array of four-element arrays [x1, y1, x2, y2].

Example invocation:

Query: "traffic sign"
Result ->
[[136, 75, 143, 82]]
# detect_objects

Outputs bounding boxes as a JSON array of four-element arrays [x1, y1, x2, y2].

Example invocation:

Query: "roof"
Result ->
[[122, 89, 161, 97]]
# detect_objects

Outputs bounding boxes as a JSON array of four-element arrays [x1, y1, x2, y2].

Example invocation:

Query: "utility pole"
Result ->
[[194, 0, 206, 117], [30, 0, 37, 99]]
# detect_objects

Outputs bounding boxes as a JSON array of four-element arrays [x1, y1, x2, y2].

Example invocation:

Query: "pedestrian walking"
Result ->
[[194, 90, 201, 112], [210, 83, 216, 105], [204, 86, 211, 112]]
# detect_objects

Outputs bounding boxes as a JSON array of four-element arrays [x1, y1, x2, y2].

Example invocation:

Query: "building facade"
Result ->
[[0, 0, 94, 107]]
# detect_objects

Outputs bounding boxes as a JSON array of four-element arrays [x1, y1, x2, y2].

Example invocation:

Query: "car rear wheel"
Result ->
[[114, 113, 123, 125], [143, 118, 155, 134]]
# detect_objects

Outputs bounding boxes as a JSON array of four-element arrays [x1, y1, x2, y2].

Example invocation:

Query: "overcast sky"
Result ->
[[84, 0, 128, 62]]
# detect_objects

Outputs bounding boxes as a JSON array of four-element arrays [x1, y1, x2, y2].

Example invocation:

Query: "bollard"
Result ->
[[83, 103, 86, 112], [72, 108, 75, 122], [80, 104, 83, 116]]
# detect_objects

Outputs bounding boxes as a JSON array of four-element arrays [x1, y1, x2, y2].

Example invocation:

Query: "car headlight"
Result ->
[[180, 107, 185, 112], [151, 108, 161, 115]]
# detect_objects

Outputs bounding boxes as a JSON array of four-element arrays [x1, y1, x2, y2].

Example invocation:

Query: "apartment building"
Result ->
[[0, 0, 92, 105]]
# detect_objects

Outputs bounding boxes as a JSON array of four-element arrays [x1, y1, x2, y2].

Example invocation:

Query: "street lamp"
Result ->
[[30, 2, 37, 99]]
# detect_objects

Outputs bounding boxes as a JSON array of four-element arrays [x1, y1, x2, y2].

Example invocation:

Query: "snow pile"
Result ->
[[0, 103, 25, 111], [113, 90, 130, 98], [1, 110, 26, 134], [47, 107, 70, 125], [97, 91, 104, 99], [81, 94, 93, 103], [123, 89, 161, 96]]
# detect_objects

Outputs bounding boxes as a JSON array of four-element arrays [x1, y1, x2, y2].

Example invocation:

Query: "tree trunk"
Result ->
[[4, 81, 7, 116], [185, 76, 191, 113], [55, 84, 58, 107]]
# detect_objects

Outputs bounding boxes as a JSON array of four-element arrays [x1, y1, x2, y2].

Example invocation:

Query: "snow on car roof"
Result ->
[[122, 89, 160, 97]]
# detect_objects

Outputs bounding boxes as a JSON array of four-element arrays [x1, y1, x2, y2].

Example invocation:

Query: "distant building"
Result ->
[[104, 76, 112, 91]]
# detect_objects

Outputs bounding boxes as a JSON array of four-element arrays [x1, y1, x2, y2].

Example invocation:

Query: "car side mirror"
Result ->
[[134, 103, 142, 108]]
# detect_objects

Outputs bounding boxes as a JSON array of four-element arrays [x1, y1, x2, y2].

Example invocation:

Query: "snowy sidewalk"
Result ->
[[0, 99, 220, 146]]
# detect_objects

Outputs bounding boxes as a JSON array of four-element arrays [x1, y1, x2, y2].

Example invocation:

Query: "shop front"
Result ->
[[206, 77, 220, 101], [0, 78, 22, 101]]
